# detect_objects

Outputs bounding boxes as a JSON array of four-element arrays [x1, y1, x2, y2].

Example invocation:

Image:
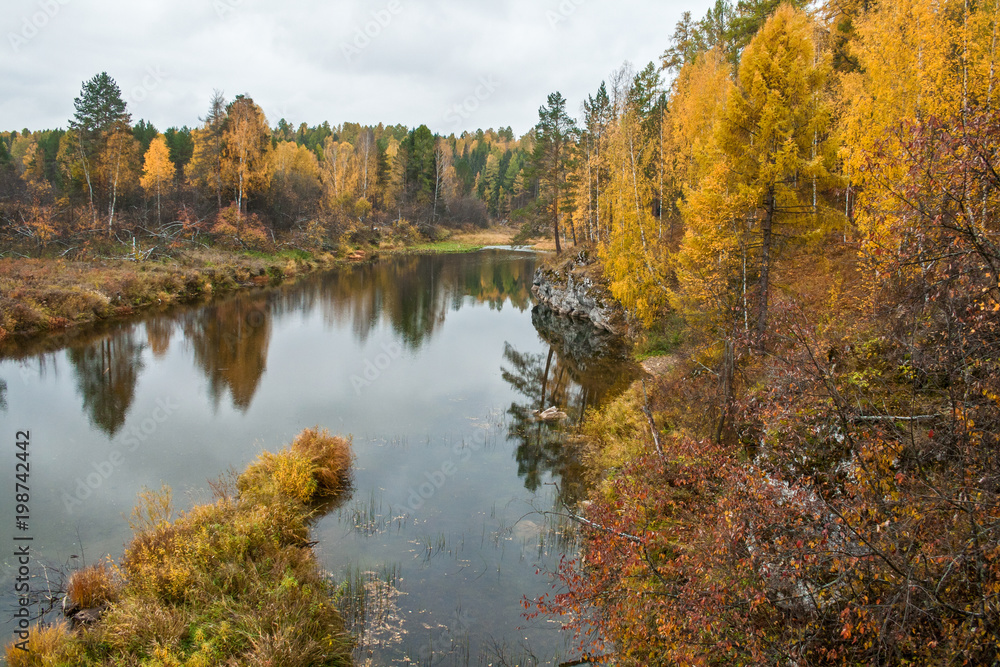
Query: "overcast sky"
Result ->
[[2, 0, 714, 137]]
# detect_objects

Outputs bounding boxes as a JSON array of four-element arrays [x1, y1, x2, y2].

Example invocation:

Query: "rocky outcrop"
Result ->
[[531, 254, 622, 333]]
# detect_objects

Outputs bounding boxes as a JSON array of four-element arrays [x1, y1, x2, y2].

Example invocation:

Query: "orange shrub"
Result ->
[[66, 562, 119, 609]]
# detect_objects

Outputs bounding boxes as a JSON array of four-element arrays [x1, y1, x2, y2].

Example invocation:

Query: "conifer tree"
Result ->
[[533, 92, 577, 254]]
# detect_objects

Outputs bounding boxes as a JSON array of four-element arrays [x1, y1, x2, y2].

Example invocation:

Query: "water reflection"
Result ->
[[295, 253, 535, 350], [145, 316, 174, 358], [0, 377, 7, 411], [182, 295, 272, 412], [1, 252, 539, 421], [503, 305, 637, 504], [0, 250, 639, 665], [68, 330, 145, 436]]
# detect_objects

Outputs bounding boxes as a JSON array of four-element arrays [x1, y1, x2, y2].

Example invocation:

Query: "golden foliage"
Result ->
[[65, 562, 120, 609], [239, 427, 354, 504], [289, 427, 354, 497], [842, 0, 1000, 256], [139, 136, 175, 197], [239, 450, 318, 504], [127, 483, 173, 534], [3, 622, 75, 667]]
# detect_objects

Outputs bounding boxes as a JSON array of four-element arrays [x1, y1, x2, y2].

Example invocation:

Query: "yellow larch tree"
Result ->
[[841, 0, 1000, 297], [666, 47, 734, 196], [599, 104, 670, 326], [718, 2, 835, 342], [140, 135, 175, 225]]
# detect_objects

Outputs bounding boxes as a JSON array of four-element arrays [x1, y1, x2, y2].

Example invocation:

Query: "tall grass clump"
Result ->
[[64, 561, 120, 610], [238, 427, 353, 504], [4, 427, 355, 667]]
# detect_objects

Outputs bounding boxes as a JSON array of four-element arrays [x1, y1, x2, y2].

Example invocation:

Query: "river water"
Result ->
[[0, 250, 635, 665]]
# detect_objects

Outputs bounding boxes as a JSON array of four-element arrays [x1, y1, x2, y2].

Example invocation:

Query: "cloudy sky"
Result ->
[[2, 0, 714, 137]]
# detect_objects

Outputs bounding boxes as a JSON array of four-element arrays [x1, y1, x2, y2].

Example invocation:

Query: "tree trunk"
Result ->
[[78, 142, 97, 227], [540, 347, 553, 410], [108, 138, 123, 236], [715, 338, 735, 444], [757, 186, 775, 348], [553, 197, 562, 254]]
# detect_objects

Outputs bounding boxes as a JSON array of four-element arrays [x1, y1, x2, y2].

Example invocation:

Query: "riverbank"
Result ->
[[4, 427, 355, 666], [0, 227, 546, 343]]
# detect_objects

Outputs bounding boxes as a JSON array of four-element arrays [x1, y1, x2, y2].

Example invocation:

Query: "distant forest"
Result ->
[[0, 77, 539, 251]]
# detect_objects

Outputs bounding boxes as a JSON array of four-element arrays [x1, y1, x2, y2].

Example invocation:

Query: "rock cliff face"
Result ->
[[531, 257, 621, 333], [531, 304, 630, 368]]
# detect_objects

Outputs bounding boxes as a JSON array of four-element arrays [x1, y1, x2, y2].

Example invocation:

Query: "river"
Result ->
[[0, 249, 635, 665]]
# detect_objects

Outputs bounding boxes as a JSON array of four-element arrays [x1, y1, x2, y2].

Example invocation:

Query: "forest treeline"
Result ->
[[519, 0, 1000, 665], [0, 81, 532, 253]]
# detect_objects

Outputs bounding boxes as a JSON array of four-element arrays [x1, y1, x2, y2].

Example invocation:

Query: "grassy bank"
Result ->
[[389, 227, 554, 254], [0, 248, 339, 341], [4, 427, 355, 667], [0, 226, 546, 343]]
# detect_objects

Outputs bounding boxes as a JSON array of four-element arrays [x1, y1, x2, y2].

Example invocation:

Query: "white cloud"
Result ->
[[1, 0, 715, 136]]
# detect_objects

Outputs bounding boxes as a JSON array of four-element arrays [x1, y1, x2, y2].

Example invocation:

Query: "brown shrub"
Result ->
[[289, 427, 353, 496], [66, 562, 120, 609]]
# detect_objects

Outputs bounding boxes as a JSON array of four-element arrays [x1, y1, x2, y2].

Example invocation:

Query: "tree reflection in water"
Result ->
[[502, 305, 636, 505], [183, 294, 272, 412], [68, 329, 145, 437], [145, 315, 174, 358], [293, 252, 535, 351]]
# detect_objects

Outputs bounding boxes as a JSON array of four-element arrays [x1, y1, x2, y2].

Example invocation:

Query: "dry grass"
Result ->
[[6, 428, 355, 667], [3, 622, 76, 666], [0, 249, 338, 340], [290, 427, 354, 496], [65, 562, 120, 609], [239, 450, 319, 505], [445, 225, 562, 251], [240, 427, 353, 505]]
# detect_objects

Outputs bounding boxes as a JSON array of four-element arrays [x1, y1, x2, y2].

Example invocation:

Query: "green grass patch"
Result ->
[[401, 240, 489, 254], [633, 314, 685, 361]]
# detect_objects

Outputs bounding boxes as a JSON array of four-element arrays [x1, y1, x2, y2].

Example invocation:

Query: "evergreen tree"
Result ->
[[532, 92, 577, 253], [133, 120, 158, 155], [163, 126, 194, 173], [68, 72, 133, 230], [403, 125, 437, 207], [186, 91, 228, 210]]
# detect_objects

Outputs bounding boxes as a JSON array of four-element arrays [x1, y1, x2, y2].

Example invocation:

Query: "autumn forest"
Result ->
[[3, 0, 1000, 664]]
